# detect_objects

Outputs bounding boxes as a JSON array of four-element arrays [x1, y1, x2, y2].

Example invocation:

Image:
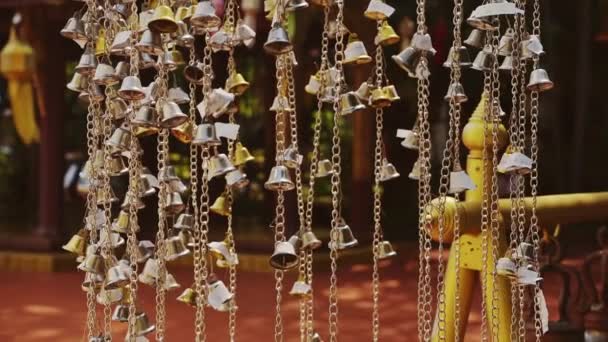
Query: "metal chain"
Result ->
[[480, 74, 492, 342], [195, 147, 211, 342], [226, 113, 238, 342]]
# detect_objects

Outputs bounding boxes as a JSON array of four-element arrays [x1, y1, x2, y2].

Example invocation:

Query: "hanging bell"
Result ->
[[136, 30, 163, 56], [399, 128, 419, 150], [173, 212, 194, 230], [464, 29, 486, 49], [498, 55, 514, 71], [498, 28, 515, 56], [99, 229, 125, 248], [104, 263, 130, 290], [328, 219, 359, 250], [111, 210, 130, 234], [108, 97, 130, 120], [192, 123, 222, 147], [514, 242, 535, 262], [60, 15, 86, 41], [138, 258, 159, 285], [136, 241, 155, 264], [527, 68, 554, 92], [78, 251, 104, 275], [225, 72, 250, 96], [497, 147, 533, 175], [78, 85, 104, 104], [265, 165, 295, 191], [158, 100, 188, 128], [164, 235, 191, 261], [118, 76, 146, 100], [375, 21, 400, 46], [411, 32, 437, 55], [62, 229, 88, 256], [132, 312, 156, 336], [176, 21, 195, 47], [378, 240, 397, 259], [466, 13, 496, 31], [67, 72, 88, 93], [157, 51, 178, 71], [288, 234, 302, 251], [315, 159, 334, 178], [309, 332, 324, 342], [210, 193, 232, 216], [120, 192, 145, 211], [283, 145, 302, 168], [287, 0, 309, 11], [174, 6, 193, 24], [301, 230, 322, 250], [139, 52, 156, 69], [134, 125, 159, 138], [355, 81, 372, 102], [340, 91, 366, 115], [190, 1, 221, 29], [75, 47, 97, 75], [320, 86, 337, 104], [364, 0, 395, 20], [344, 34, 372, 65], [270, 95, 292, 112], [444, 81, 468, 103], [442, 46, 473, 69], [96, 287, 124, 305], [132, 105, 158, 128], [112, 304, 130, 322], [233, 142, 255, 166], [208, 25, 234, 52], [109, 30, 132, 56], [383, 85, 401, 102], [449, 166, 477, 194], [392, 46, 420, 77], [164, 192, 185, 215], [184, 62, 205, 84], [225, 169, 250, 189], [379, 159, 400, 182], [171, 120, 194, 144], [289, 277, 312, 297], [168, 178, 187, 195], [114, 61, 130, 80], [208, 154, 236, 179], [521, 34, 545, 59], [408, 159, 422, 180], [207, 279, 234, 311], [96, 187, 120, 206], [148, 5, 178, 33], [496, 257, 517, 278], [369, 87, 392, 108], [304, 73, 322, 95], [264, 23, 293, 56], [269, 241, 299, 270], [207, 88, 236, 118], [82, 272, 104, 291], [471, 48, 495, 72], [176, 287, 198, 306], [139, 175, 157, 197], [93, 63, 119, 86]]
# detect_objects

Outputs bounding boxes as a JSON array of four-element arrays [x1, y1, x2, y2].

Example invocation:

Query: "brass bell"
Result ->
[[496, 257, 517, 278], [498, 28, 515, 56], [108, 97, 130, 120], [464, 29, 486, 49], [171, 120, 194, 144], [265, 165, 295, 191], [164, 235, 191, 261], [78, 250, 104, 275], [136, 30, 163, 56], [132, 311, 156, 336], [471, 48, 495, 72], [111, 210, 130, 234], [207, 279, 234, 311], [159, 165, 179, 183], [264, 23, 293, 56], [289, 277, 312, 297], [270, 95, 292, 112], [136, 240, 155, 264], [210, 193, 232, 216], [408, 158, 421, 180], [444, 81, 468, 103], [139, 175, 157, 197], [339, 91, 366, 115], [400, 128, 419, 150], [138, 258, 159, 285], [379, 159, 400, 182], [225, 169, 250, 189], [442, 46, 472, 69], [94, 28, 107, 57], [121, 192, 145, 211], [164, 272, 182, 291], [301, 230, 322, 250], [184, 62, 205, 84], [104, 263, 130, 290], [392, 46, 420, 76], [176, 21, 195, 48], [287, 0, 309, 11], [177, 287, 197, 306], [190, 1, 221, 29], [207, 88, 236, 118], [96, 187, 120, 206], [225, 72, 250, 96], [175, 6, 193, 24], [374, 21, 400, 46], [304, 73, 322, 95], [112, 304, 130, 322], [498, 56, 514, 72], [139, 52, 156, 69], [164, 191, 185, 215], [173, 213, 194, 230], [60, 15, 86, 41], [315, 159, 334, 178], [233, 142, 255, 166], [208, 153, 236, 180], [355, 81, 372, 102], [328, 218, 359, 250], [62, 229, 88, 256], [148, 5, 178, 33], [93, 63, 119, 86], [75, 47, 97, 75], [449, 166, 476, 194], [192, 123, 222, 147], [67, 72, 88, 93], [377, 240, 397, 259], [369, 87, 391, 108], [135, 126, 159, 138], [282, 145, 302, 168], [364, 0, 395, 20], [383, 85, 401, 102], [527, 68, 554, 92], [269, 241, 299, 270], [344, 34, 372, 65], [168, 87, 190, 105], [158, 100, 188, 128], [118, 76, 146, 100]]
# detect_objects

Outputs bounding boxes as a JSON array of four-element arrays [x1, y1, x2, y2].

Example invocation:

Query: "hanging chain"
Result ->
[[195, 146, 211, 342], [480, 70, 492, 342]]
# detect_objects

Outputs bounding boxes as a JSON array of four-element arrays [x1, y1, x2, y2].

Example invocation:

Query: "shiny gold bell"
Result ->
[[265, 165, 295, 191], [378, 240, 397, 259], [136, 240, 155, 264], [158, 100, 188, 128], [164, 235, 191, 261], [177, 286, 198, 306], [148, 5, 178, 33], [233, 142, 255, 166], [208, 153, 236, 179], [383, 85, 400, 102], [328, 219, 359, 250], [210, 193, 232, 216], [225, 72, 250, 96], [62, 229, 88, 256], [269, 241, 299, 270], [164, 192, 185, 215], [369, 87, 392, 108], [375, 21, 400, 46], [340, 91, 366, 115], [264, 23, 293, 56], [343, 34, 372, 65], [301, 230, 322, 250], [78, 250, 104, 275], [315, 159, 334, 178]]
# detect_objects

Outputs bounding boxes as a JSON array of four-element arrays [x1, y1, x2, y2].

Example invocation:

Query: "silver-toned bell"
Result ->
[[168, 178, 188, 194], [408, 159, 421, 180], [132, 311, 155, 336], [173, 213, 194, 230], [104, 263, 130, 290], [190, 1, 221, 29], [118, 76, 146, 100], [364, 0, 395, 20], [265, 165, 295, 191], [270, 95, 292, 112], [496, 257, 517, 278], [139, 52, 156, 69], [340, 91, 366, 115], [60, 15, 86, 41], [148, 5, 178, 33], [168, 87, 190, 105], [192, 123, 222, 146], [158, 100, 188, 128], [498, 28, 515, 56], [109, 30, 132, 56], [288, 234, 302, 251], [111, 210, 130, 234], [315, 159, 334, 178], [355, 81, 372, 103], [514, 241, 534, 262], [139, 175, 156, 197], [136, 30, 163, 55], [264, 23, 293, 55], [96, 288, 124, 306], [176, 22, 196, 48], [269, 241, 299, 270], [301, 230, 322, 250], [132, 105, 158, 128], [379, 159, 400, 182], [449, 167, 476, 194], [159, 165, 179, 183], [93, 63, 119, 86], [136, 241, 155, 264], [444, 81, 468, 103], [464, 29, 486, 49], [207, 279, 234, 311], [156, 51, 178, 71], [328, 219, 359, 250], [114, 61, 130, 79], [236, 19, 256, 46], [138, 258, 159, 285], [164, 235, 191, 261], [392, 46, 420, 76], [498, 56, 514, 72], [442, 46, 472, 69], [82, 272, 104, 291], [75, 47, 98, 75], [164, 191, 185, 215], [63, 229, 88, 256], [497, 147, 533, 175], [343, 35, 372, 65], [471, 49, 495, 72], [309, 332, 324, 342], [282, 145, 302, 169], [112, 304, 130, 322], [78, 84, 105, 104], [207, 88, 236, 118], [184, 62, 205, 84], [105, 125, 132, 153], [527, 68, 554, 92], [67, 72, 89, 93], [208, 154, 236, 180], [287, 0, 309, 11], [164, 273, 182, 292], [289, 277, 312, 297], [225, 169, 250, 189], [378, 240, 397, 259], [120, 192, 145, 211]]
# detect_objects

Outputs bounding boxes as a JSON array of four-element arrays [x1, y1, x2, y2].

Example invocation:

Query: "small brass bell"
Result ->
[[498, 56, 514, 72], [120, 192, 145, 211], [379, 159, 400, 182], [225, 72, 250, 96], [265, 165, 295, 191], [78, 250, 104, 275], [498, 28, 515, 56], [139, 175, 157, 197], [132, 105, 158, 128], [408, 159, 421, 180], [173, 213, 194, 230], [111, 210, 130, 234], [133, 311, 156, 336], [136, 240, 155, 264], [96, 187, 120, 206], [135, 126, 159, 138], [164, 191, 185, 215], [344, 34, 372, 65], [164, 235, 191, 261], [67, 72, 88, 93], [210, 193, 232, 216], [207, 279, 234, 311], [177, 287, 197, 306], [208, 153, 236, 180], [61, 15, 86, 41], [377, 240, 397, 259], [207, 88, 236, 118], [233, 142, 255, 166], [283, 145, 302, 169], [62, 229, 88, 256], [269, 241, 299, 270], [301, 230, 322, 250], [383, 85, 401, 102], [82, 272, 104, 291], [287, 0, 309, 11], [270, 95, 292, 112], [471, 49, 495, 72], [442, 46, 473, 69], [527, 68, 554, 92], [225, 169, 250, 189], [171, 120, 194, 144], [375, 21, 400, 46], [93, 63, 119, 86], [138, 258, 159, 285], [96, 287, 124, 305], [136, 30, 163, 56], [158, 100, 188, 128], [104, 263, 130, 290], [369, 87, 391, 108], [304, 73, 322, 95], [99, 229, 125, 248], [355, 81, 372, 102], [148, 5, 178, 33], [289, 277, 312, 297], [464, 29, 486, 49], [75, 47, 97, 75], [192, 123, 222, 147], [340, 91, 366, 115], [118, 76, 146, 100], [184, 62, 205, 84], [112, 304, 130, 322], [496, 257, 517, 278], [315, 159, 334, 178], [448, 166, 476, 194], [264, 23, 293, 55], [444, 81, 468, 103], [364, 0, 395, 20], [190, 1, 221, 29], [328, 219, 359, 250]]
